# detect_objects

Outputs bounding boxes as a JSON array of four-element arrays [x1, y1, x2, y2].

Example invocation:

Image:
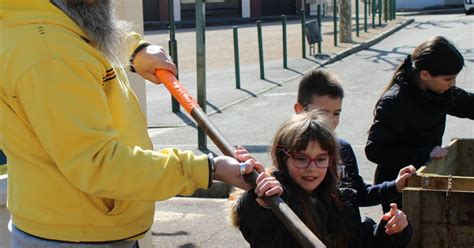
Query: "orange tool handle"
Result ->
[[155, 70, 199, 114]]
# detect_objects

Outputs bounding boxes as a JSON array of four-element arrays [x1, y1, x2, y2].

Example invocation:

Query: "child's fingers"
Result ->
[[264, 185, 283, 197], [382, 203, 398, 221], [385, 215, 408, 234], [255, 171, 270, 184], [399, 165, 416, 175], [255, 177, 281, 197], [389, 203, 398, 216]]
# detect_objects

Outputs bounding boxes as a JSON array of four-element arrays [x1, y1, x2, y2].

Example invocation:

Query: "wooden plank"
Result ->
[[408, 175, 474, 191], [422, 139, 458, 175], [403, 187, 421, 248], [419, 191, 474, 225], [421, 225, 474, 248], [404, 139, 474, 247], [459, 139, 474, 176]]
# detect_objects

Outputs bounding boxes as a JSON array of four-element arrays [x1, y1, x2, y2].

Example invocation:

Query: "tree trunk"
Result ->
[[339, 0, 352, 42]]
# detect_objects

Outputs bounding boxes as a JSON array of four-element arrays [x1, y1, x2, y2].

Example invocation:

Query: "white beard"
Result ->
[[50, 0, 133, 66]]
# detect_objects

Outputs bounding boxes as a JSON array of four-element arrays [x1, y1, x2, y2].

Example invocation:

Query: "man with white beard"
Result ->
[[0, 1, 269, 247]]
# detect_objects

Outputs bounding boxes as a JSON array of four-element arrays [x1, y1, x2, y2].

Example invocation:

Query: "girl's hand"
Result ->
[[395, 165, 416, 192], [235, 145, 256, 162], [382, 203, 408, 235], [430, 146, 448, 160], [254, 172, 282, 208]]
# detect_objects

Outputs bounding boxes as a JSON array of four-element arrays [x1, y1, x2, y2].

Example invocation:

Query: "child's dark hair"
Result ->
[[297, 69, 344, 109], [270, 111, 353, 246], [383, 36, 464, 94]]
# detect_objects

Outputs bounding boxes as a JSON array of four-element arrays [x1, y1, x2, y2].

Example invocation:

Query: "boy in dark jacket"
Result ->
[[293, 69, 415, 207]]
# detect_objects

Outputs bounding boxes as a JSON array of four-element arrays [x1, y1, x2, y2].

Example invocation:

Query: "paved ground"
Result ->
[[144, 12, 409, 127]]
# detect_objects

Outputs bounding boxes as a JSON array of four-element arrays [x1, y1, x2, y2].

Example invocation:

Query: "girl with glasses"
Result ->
[[230, 111, 412, 247]]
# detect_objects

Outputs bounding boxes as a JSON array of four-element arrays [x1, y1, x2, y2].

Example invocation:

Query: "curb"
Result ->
[[396, 7, 464, 16], [321, 18, 415, 67], [188, 18, 415, 199]]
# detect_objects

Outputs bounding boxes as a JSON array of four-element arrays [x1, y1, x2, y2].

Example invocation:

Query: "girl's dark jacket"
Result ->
[[230, 171, 412, 248], [365, 81, 474, 186]]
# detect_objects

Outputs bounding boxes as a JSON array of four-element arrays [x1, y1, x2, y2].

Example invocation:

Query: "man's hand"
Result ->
[[132, 45, 177, 84], [213, 156, 265, 191], [395, 165, 416, 192]]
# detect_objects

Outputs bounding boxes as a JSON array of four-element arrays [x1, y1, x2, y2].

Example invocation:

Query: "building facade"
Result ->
[[143, 0, 304, 22]]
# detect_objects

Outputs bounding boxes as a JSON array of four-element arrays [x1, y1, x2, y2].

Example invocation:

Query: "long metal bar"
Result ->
[[317, 4, 322, 53], [300, 10, 306, 58], [168, 0, 180, 113], [356, 0, 360, 37], [196, 0, 206, 149], [333, 0, 337, 47], [257, 20, 265, 79], [282, 15, 288, 69]]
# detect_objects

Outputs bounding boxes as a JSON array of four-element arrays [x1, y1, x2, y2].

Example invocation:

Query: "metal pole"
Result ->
[[168, 0, 180, 113], [384, 0, 388, 22], [300, 10, 306, 58], [257, 20, 265, 79], [364, 0, 368, 32], [388, 0, 392, 20], [372, 0, 376, 29], [282, 15, 288, 69], [317, 4, 322, 53], [333, 0, 337, 47], [393, 0, 397, 19], [233, 26, 240, 89], [378, 0, 382, 26], [196, 0, 207, 149], [356, 0, 360, 37]]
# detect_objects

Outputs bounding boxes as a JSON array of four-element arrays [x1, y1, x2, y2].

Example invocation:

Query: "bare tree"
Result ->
[[339, 0, 352, 42]]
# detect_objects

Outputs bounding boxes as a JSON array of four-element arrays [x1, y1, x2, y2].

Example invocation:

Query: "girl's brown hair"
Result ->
[[382, 36, 464, 95], [270, 111, 352, 247]]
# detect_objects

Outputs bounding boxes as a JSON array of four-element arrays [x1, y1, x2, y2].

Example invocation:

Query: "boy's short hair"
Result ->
[[297, 69, 344, 108]]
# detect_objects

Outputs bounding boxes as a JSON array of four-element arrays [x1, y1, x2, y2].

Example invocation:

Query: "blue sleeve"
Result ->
[[338, 139, 400, 206], [354, 179, 400, 207]]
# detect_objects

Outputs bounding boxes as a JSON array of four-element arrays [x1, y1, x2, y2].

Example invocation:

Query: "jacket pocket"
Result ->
[[106, 199, 132, 216]]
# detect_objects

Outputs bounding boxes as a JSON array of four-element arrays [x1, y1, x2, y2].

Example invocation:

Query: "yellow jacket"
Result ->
[[0, 0, 209, 242]]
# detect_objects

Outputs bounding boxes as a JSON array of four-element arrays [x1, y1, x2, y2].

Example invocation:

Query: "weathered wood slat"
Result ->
[[403, 139, 474, 248]]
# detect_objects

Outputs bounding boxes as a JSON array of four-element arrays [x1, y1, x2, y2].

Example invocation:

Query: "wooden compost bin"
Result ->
[[403, 138, 474, 248]]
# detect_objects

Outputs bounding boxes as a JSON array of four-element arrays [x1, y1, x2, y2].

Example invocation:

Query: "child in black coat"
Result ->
[[231, 112, 412, 247], [365, 36, 474, 212]]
